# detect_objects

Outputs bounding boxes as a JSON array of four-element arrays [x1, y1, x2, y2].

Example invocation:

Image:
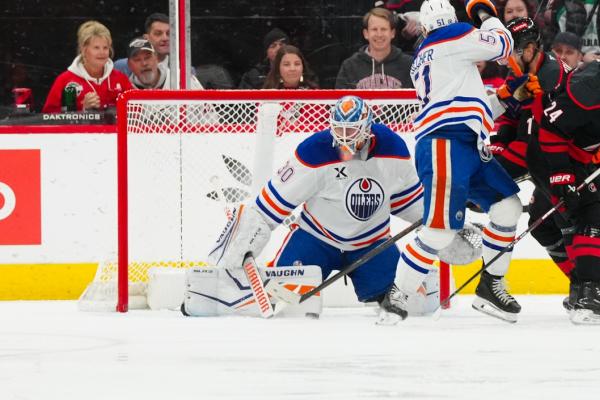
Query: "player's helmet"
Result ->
[[420, 0, 458, 35], [506, 17, 541, 51], [330, 96, 373, 155]]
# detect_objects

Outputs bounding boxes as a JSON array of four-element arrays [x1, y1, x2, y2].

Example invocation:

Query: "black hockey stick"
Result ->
[[433, 166, 600, 319], [266, 219, 423, 305]]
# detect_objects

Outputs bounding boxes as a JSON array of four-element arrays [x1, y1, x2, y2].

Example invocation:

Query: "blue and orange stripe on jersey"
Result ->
[[415, 22, 475, 55], [255, 180, 297, 225], [414, 96, 495, 142], [391, 182, 424, 215], [300, 204, 391, 248]]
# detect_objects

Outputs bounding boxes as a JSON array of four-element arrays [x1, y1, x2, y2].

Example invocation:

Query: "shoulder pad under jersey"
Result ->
[[369, 124, 411, 159], [566, 60, 600, 110], [537, 52, 569, 92], [295, 130, 342, 167]]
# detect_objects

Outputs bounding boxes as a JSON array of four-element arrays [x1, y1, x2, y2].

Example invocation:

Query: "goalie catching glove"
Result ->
[[464, 0, 498, 26], [207, 204, 271, 269]]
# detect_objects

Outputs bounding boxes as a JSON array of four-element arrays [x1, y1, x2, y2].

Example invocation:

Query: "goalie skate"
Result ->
[[376, 284, 409, 326], [472, 271, 521, 323]]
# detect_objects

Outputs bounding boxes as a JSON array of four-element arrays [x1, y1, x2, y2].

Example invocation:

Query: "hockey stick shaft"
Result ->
[[436, 166, 600, 311], [297, 219, 422, 303], [243, 253, 274, 318]]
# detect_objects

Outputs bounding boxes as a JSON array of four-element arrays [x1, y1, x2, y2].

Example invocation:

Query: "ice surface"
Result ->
[[1, 297, 599, 400]]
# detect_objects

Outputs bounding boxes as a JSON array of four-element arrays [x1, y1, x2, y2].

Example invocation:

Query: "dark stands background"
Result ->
[[0, 0, 376, 116]]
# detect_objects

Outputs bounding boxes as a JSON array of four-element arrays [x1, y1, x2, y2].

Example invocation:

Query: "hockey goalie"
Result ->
[[182, 95, 483, 322]]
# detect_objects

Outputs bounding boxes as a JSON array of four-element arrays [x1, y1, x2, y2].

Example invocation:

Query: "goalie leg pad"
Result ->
[[183, 265, 323, 318], [405, 268, 441, 316], [207, 205, 272, 269]]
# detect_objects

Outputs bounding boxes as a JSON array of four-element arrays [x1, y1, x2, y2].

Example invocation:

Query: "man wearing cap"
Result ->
[[115, 13, 171, 77], [551, 31, 583, 70], [127, 37, 203, 89], [238, 28, 289, 89]]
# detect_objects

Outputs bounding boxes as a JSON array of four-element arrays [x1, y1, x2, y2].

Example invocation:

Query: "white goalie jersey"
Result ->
[[410, 17, 513, 143], [253, 124, 424, 251]]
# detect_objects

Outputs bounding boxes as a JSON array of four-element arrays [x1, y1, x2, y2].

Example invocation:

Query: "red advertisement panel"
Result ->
[[0, 150, 41, 245]]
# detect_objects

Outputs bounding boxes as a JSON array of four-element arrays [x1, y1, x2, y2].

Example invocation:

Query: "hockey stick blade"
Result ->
[[265, 280, 302, 305], [433, 166, 600, 319], [267, 219, 422, 305]]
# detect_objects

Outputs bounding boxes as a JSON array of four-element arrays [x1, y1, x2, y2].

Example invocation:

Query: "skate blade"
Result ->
[[570, 309, 600, 325], [375, 310, 403, 326], [472, 297, 518, 323]]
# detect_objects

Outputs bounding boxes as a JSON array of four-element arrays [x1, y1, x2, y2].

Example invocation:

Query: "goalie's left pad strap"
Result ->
[[207, 204, 272, 269], [183, 265, 323, 318]]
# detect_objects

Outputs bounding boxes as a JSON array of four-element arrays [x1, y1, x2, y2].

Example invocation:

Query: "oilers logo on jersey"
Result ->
[[345, 178, 384, 221]]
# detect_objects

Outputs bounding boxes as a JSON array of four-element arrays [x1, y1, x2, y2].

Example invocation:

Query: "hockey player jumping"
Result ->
[[384, 0, 524, 323]]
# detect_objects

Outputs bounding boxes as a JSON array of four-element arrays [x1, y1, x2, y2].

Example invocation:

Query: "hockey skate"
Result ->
[[376, 284, 409, 326], [472, 271, 521, 323], [570, 281, 600, 325], [562, 281, 579, 313]]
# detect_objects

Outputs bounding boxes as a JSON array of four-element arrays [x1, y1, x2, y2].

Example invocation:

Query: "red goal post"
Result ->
[[106, 89, 451, 312]]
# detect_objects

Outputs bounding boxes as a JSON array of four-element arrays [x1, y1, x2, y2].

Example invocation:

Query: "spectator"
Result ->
[[550, 0, 600, 54], [127, 38, 203, 89], [195, 65, 235, 89], [114, 13, 170, 77], [375, 0, 424, 54], [239, 28, 289, 89], [335, 8, 413, 89], [551, 31, 583, 69], [42, 20, 132, 113], [499, 0, 534, 23], [263, 45, 319, 89]]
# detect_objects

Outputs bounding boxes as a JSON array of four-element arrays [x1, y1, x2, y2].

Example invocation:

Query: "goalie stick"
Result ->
[[266, 219, 423, 305], [209, 175, 274, 318], [432, 165, 600, 320]]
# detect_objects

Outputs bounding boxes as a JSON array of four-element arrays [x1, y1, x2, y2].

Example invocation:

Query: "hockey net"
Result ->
[[80, 89, 444, 312]]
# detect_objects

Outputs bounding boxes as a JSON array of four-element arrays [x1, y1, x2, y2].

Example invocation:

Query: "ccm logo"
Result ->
[[0, 150, 41, 245], [550, 174, 574, 184]]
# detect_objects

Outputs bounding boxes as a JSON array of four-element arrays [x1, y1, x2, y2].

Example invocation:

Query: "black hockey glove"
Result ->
[[549, 172, 580, 216]]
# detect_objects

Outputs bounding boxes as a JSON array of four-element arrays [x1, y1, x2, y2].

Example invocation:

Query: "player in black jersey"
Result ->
[[490, 18, 576, 283], [529, 60, 600, 324]]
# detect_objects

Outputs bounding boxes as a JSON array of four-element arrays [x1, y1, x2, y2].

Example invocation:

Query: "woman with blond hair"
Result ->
[[43, 20, 132, 113]]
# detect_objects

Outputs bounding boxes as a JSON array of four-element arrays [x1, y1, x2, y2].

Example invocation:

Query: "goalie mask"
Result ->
[[330, 96, 373, 155], [419, 0, 457, 35]]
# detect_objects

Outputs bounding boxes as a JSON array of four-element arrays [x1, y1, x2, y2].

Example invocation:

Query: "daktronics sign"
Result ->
[[0, 150, 41, 245]]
